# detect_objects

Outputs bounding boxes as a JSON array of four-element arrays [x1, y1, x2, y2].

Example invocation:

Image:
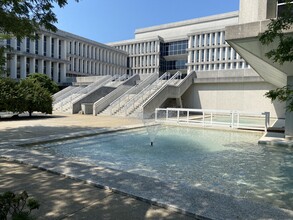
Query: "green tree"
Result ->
[[18, 78, 53, 116], [0, 77, 20, 112], [27, 73, 59, 94], [0, 0, 79, 74], [259, 0, 293, 111]]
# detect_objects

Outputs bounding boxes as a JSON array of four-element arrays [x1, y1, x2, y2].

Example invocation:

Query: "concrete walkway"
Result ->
[[0, 113, 195, 219], [0, 158, 194, 220]]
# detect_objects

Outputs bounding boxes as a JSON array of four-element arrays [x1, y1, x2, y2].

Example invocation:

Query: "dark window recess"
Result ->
[[160, 59, 187, 72], [160, 40, 188, 56]]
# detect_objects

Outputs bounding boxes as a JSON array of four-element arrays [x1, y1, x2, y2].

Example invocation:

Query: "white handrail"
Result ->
[[107, 73, 158, 115], [124, 72, 180, 116], [155, 108, 270, 132]]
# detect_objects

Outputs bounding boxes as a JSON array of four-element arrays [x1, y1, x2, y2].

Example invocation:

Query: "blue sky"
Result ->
[[53, 0, 239, 43]]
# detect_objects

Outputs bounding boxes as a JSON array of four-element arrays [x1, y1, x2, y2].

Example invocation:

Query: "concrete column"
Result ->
[[47, 36, 52, 57], [61, 40, 66, 59], [53, 62, 58, 82], [285, 76, 293, 138], [29, 58, 35, 74], [38, 34, 44, 55], [88, 61, 91, 74], [47, 61, 52, 78], [21, 38, 26, 52], [20, 56, 26, 78], [60, 63, 66, 83], [84, 60, 88, 73], [11, 38, 17, 50], [38, 60, 44, 73], [10, 54, 17, 79], [30, 39, 35, 54]]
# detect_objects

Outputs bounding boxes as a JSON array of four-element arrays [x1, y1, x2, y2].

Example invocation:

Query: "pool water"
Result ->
[[31, 126, 293, 210]]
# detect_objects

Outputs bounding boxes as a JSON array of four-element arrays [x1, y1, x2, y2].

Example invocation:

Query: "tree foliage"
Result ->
[[0, 191, 40, 220], [0, 77, 20, 112], [27, 73, 59, 94], [0, 76, 53, 116], [0, 0, 78, 74], [259, 1, 293, 111], [0, 0, 78, 39], [19, 78, 53, 116]]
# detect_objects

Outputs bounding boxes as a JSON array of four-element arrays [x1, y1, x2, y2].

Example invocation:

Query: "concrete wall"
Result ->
[[72, 87, 115, 113], [135, 12, 238, 41], [181, 82, 285, 118], [239, 0, 277, 24]]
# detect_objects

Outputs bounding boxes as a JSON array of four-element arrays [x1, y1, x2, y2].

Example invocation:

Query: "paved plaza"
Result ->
[[0, 113, 194, 220], [1, 113, 292, 220]]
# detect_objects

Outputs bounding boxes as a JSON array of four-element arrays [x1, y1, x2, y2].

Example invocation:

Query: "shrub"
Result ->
[[0, 191, 40, 220]]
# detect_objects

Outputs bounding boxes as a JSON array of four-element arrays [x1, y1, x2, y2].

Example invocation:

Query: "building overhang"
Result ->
[[225, 20, 293, 88]]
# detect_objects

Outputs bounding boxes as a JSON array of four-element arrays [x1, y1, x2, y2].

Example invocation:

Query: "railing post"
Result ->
[[202, 111, 205, 126], [166, 109, 169, 121], [177, 110, 179, 123], [155, 109, 158, 122], [210, 112, 213, 125], [187, 110, 190, 123], [237, 112, 240, 128], [231, 111, 234, 128]]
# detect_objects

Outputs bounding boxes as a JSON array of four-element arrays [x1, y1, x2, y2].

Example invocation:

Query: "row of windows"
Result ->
[[6, 56, 64, 82], [115, 41, 158, 55], [160, 59, 187, 72], [190, 31, 226, 48], [68, 57, 126, 75], [7, 36, 63, 59], [129, 55, 158, 67], [131, 68, 158, 74], [69, 41, 127, 66], [189, 47, 240, 63], [191, 62, 250, 72], [160, 40, 188, 56]]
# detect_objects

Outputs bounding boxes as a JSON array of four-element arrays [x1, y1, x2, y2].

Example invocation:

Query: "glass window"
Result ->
[[277, 1, 293, 17], [160, 40, 188, 56], [17, 39, 21, 51], [43, 36, 47, 56]]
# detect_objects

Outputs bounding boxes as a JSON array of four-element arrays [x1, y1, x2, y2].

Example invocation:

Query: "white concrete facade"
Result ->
[[226, 0, 293, 137], [3, 29, 128, 84], [108, 11, 285, 118]]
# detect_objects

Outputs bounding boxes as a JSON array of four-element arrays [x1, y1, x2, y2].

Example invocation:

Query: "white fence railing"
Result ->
[[155, 108, 270, 131]]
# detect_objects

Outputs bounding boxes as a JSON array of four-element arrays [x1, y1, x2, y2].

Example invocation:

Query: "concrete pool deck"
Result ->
[[0, 113, 292, 220]]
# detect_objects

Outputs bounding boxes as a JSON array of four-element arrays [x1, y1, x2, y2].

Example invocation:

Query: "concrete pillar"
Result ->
[[38, 34, 44, 56], [30, 39, 35, 54], [10, 54, 17, 79], [285, 76, 293, 138], [21, 38, 26, 52], [29, 58, 35, 74], [61, 40, 67, 59], [38, 60, 44, 74], [47, 61, 52, 78], [60, 63, 66, 83], [53, 62, 58, 82], [47, 36, 52, 57], [10, 38, 17, 50], [20, 56, 27, 78]]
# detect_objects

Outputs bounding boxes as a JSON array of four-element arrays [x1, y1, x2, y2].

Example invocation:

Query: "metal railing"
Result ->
[[155, 108, 270, 131], [124, 72, 180, 116], [106, 73, 158, 115]]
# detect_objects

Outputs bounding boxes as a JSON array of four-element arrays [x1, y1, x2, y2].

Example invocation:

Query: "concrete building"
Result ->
[[109, 11, 285, 118], [2, 29, 128, 84], [1, 2, 288, 128], [225, 0, 293, 137]]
